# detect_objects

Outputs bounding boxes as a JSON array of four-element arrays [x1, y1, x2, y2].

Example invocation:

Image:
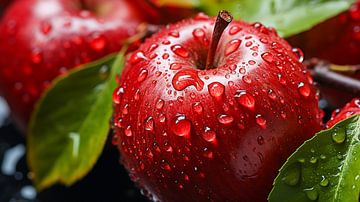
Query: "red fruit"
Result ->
[[288, 0, 360, 65], [112, 12, 322, 201], [0, 0, 153, 130], [326, 98, 360, 128]]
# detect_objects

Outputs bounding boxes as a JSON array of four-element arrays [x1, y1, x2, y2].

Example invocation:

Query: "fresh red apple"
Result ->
[[326, 98, 360, 128], [288, 0, 360, 65], [112, 11, 322, 201], [0, 0, 155, 130]]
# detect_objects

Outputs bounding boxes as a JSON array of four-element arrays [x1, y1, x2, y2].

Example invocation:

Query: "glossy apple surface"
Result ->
[[112, 14, 322, 201], [0, 0, 153, 130], [326, 98, 360, 128]]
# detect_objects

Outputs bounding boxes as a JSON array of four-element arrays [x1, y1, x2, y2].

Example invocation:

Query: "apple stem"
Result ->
[[308, 60, 360, 96], [205, 10, 233, 70]]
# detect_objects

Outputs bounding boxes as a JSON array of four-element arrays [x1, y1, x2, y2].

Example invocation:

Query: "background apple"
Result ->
[[112, 12, 322, 201], [0, 0, 157, 130], [326, 98, 360, 128]]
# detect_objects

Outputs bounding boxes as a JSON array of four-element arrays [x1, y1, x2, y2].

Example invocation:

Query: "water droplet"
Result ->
[[90, 34, 106, 51], [170, 63, 182, 70], [304, 188, 318, 201], [208, 82, 225, 99], [158, 113, 166, 123], [125, 126, 132, 137], [320, 176, 329, 187], [261, 52, 274, 63], [169, 31, 179, 38], [248, 60, 256, 65], [193, 28, 205, 41], [41, 21, 52, 35], [310, 157, 317, 164], [268, 89, 276, 100], [192, 102, 203, 114], [171, 114, 191, 137], [217, 114, 234, 125], [130, 51, 147, 64], [31, 50, 42, 64], [171, 44, 189, 58], [242, 75, 252, 84], [148, 43, 158, 52], [134, 89, 140, 101], [282, 163, 301, 186], [122, 104, 129, 115], [162, 40, 171, 45], [138, 69, 148, 82], [298, 82, 311, 97], [225, 39, 241, 56], [202, 127, 216, 142], [229, 25, 241, 35], [257, 136, 264, 145], [292, 48, 304, 62], [235, 90, 255, 110], [156, 99, 164, 109], [145, 117, 154, 132], [256, 114, 267, 129], [332, 127, 346, 144], [172, 69, 204, 91], [113, 87, 124, 104], [162, 53, 169, 59]]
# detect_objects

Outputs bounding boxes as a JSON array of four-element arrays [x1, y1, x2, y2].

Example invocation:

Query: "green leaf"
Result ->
[[268, 115, 360, 202], [27, 52, 125, 190], [164, 0, 354, 37]]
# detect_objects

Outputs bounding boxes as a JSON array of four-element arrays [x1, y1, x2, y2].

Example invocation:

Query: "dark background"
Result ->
[[0, 96, 148, 202]]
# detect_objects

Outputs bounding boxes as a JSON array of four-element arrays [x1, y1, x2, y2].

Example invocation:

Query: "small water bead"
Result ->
[[255, 114, 267, 129], [162, 53, 169, 59], [268, 89, 276, 100], [171, 114, 191, 137], [248, 60, 256, 65], [229, 25, 241, 35], [145, 117, 154, 132], [156, 99, 165, 109], [124, 126, 133, 137], [261, 52, 274, 63], [242, 75, 252, 84], [171, 44, 190, 58], [320, 176, 329, 187], [31, 50, 42, 64], [292, 48, 304, 62], [134, 89, 140, 101], [304, 188, 318, 201], [162, 40, 171, 45], [332, 127, 346, 144], [282, 164, 301, 186], [90, 34, 106, 52], [192, 102, 203, 114], [158, 114, 166, 123], [130, 51, 147, 64], [257, 136, 264, 145], [225, 39, 241, 56], [202, 127, 216, 142], [193, 28, 206, 41], [298, 82, 311, 97], [41, 21, 52, 35], [245, 41, 253, 47], [170, 63, 182, 70], [169, 31, 180, 38], [113, 87, 124, 104], [148, 43, 158, 52], [172, 69, 204, 91], [235, 90, 255, 110], [217, 114, 234, 125], [122, 104, 129, 115], [208, 82, 225, 99], [310, 157, 318, 164], [138, 69, 148, 82]]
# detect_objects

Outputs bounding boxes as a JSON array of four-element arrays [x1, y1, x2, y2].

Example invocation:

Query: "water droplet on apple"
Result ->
[[225, 39, 241, 56], [125, 125, 132, 137], [235, 90, 255, 110], [113, 87, 124, 104], [261, 52, 274, 63], [242, 75, 252, 84], [158, 113, 166, 123], [90, 34, 106, 52], [292, 48, 304, 62], [229, 25, 241, 35], [192, 102, 203, 114], [172, 69, 204, 91], [138, 69, 148, 82], [31, 49, 42, 64], [145, 117, 154, 132], [130, 51, 147, 64], [156, 99, 164, 109], [170, 63, 182, 70], [162, 40, 171, 45], [268, 89, 276, 100], [134, 89, 140, 101], [169, 31, 180, 38], [202, 127, 216, 142], [41, 21, 52, 35], [257, 136, 264, 145], [192, 28, 205, 41], [217, 114, 234, 125], [171, 44, 190, 58], [208, 82, 225, 99], [122, 104, 129, 115], [171, 114, 191, 137], [148, 43, 158, 52], [332, 127, 346, 144], [256, 114, 267, 129], [298, 82, 311, 97]]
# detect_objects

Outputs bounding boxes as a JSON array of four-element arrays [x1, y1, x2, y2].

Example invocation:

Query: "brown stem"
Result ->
[[205, 10, 233, 70], [309, 61, 360, 96]]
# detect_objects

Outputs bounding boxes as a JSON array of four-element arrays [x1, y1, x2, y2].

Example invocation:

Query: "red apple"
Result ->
[[288, 0, 360, 65], [326, 98, 360, 128], [112, 12, 322, 201], [0, 0, 155, 130]]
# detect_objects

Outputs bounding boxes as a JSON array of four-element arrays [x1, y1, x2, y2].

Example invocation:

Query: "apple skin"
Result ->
[[326, 98, 360, 128], [0, 0, 154, 130], [112, 14, 322, 201], [288, 0, 360, 65]]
